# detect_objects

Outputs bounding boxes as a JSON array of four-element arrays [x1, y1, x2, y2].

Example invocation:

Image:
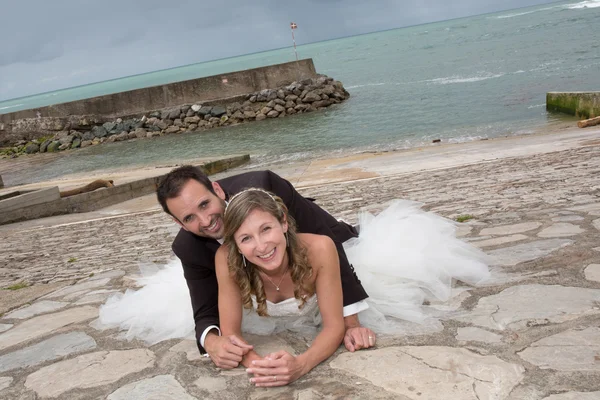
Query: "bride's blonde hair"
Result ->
[[223, 189, 315, 316]]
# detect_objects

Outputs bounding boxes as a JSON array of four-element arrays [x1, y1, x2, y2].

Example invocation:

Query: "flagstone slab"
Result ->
[[0, 306, 98, 351], [194, 376, 228, 392], [25, 349, 155, 398], [584, 264, 600, 282], [456, 327, 502, 343], [107, 374, 196, 400], [0, 332, 96, 373], [330, 346, 524, 400], [0, 377, 13, 391], [551, 215, 584, 222], [479, 222, 541, 236], [82, 270, 125, 282], [169, 339, 204, 362], [453, 285, 600, 331], [567, 203, 600, 212], [487, 239, 573, 266], [518, 327, 600, 372], [537, 223, 585, 238], [42, 278, 111, 300], [4, 300, 69, 319], [542, 392, 600, 399], [75, 290, 118, 305], [472, 234, 528, 248], [0, 324, 12, 333]]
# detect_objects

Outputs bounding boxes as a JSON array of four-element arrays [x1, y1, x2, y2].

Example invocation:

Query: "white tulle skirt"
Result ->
[[96, 200, 490, 343]]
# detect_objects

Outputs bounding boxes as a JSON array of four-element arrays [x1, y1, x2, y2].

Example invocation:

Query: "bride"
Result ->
[[214, 188, 490, 387]]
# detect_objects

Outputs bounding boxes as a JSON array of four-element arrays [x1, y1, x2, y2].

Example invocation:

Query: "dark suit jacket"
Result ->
[[171, 170, 369, 353]]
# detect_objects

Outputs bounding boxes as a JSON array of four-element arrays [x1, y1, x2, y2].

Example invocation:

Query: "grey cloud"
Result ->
[[0, 0, 557, 100]]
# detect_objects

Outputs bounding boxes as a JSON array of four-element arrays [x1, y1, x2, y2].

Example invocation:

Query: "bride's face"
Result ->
[[234, 208, 288, 273]]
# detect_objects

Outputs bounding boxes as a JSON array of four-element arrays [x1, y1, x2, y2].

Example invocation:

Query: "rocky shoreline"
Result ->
[[0, 75, 349, 158]]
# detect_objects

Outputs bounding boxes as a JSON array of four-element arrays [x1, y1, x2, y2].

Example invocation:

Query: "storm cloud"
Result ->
[[0, 0, 556, 101]]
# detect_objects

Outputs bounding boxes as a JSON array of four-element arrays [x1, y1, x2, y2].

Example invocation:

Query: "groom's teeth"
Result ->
[[258, 249, 275, 259]]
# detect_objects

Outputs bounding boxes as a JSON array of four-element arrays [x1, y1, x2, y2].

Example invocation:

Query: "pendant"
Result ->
[[276, 287, 280, 291]]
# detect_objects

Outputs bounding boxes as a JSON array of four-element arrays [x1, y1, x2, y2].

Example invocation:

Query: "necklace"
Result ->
[[263, 266, 288, 291]]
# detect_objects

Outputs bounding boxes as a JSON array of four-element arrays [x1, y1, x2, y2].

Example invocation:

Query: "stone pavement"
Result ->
[[1, 136, 600, 399]]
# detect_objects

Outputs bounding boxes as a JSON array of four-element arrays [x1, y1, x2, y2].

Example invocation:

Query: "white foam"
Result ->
[[346, 82, 386, 89], [426, 73, 504, 85], [564, 0, 600, 9], [0, 103, 24, 111], [494, 10, 538, 19]]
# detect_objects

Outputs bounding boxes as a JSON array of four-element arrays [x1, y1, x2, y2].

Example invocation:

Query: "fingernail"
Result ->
[[249, 378, 255, 383], [252, 360, 257, 365], [246, 368, 253, 373]]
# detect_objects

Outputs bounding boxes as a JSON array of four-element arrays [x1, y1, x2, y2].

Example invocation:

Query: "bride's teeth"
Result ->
[[258, 249, 275, 259]]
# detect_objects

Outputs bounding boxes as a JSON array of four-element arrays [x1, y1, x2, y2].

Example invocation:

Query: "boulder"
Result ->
[[25, 143, 40, 154], [188, 123, 198, 131], [210, 106, 227, 117], [231, 110, 244, 120], [91, 126, 108, 138], [106, 135, 117, 143], [243, 110, 256, 119], [174, 119, 183, 127], [267, 91, 278, 101], [102, 122, 116, 133], [261, 106, 272, 115], [115, 132, 129, 141], [303, 91, 322, 103], [165, 126, 181, 134], [266, 100, 276, 108], [191, 104, 201, 112], [134, 128, 147, 139], [267, 110, 279, 118], [198, 106, 212, 116], [58, 143, 71, 150], [255, 113, 267, 121], [285, 94, 298, 102], [287, 108, 296, 114], [184, 116, 201, 124], [155, 120, 168, 130], [274, 104, 285, 113], [81, 131, 95, 141], [277, 89, 285, 99], [81, 140, 93, 148], [181, 105, 191, 114], [149, 111, 161, 118], [40, 140, 51, 153], [249, 95, 257, 103], [71, 138, 81, 148], [186, 109, 195, 117], [168, 109, 181, 120], [127, 132, 137, 140], [59, 135, 74, 145], [47, 141, 61, 152]]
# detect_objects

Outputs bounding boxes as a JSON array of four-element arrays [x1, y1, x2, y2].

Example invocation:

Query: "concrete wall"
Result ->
[[0, 60, 316, 124], [547, 92, 600, 119], [0, 155, 249, 225]]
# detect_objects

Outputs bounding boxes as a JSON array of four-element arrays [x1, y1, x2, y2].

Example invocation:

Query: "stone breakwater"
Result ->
[[0, 75, 349, 158]]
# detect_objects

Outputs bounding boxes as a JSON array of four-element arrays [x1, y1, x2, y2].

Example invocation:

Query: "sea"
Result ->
[[1, 0, 599, 185]]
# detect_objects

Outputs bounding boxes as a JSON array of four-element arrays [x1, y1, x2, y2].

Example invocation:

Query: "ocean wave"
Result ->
[[0, 103, 24, 111], [346, 83, 386, 89], [564, 0, 600, 9], [493, 10, 538, 19], [426, 74, 504, 85], [527, 104, 546, 109]]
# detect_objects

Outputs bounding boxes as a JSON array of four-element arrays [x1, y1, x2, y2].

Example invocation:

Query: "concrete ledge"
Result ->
[[547, 92, 600, 119], [0, 187, 60, 214], [0, 155, 250, 225]]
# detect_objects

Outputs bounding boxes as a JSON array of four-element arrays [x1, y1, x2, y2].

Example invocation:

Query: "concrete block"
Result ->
[[0, 186, 60, 213], [547, 92, 600, 119]]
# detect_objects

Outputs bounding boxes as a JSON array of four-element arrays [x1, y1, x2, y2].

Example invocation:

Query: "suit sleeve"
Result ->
[[172, 235, 219, 354], [265, 171, 369, 306]]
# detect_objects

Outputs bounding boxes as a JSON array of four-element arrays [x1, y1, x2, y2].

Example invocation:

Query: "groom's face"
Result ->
[[166, 179, 228, 240]]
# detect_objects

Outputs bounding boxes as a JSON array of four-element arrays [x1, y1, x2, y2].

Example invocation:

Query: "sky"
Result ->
[[0, 0, 560, 101]]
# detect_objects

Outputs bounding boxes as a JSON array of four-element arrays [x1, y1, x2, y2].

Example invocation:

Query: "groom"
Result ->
[[157, 166, 375, 369]]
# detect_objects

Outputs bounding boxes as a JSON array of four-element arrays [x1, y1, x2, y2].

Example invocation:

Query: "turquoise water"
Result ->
[[2, 0, 600, 185]]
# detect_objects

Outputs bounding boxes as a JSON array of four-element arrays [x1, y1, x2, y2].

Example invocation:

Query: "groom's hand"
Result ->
[[204, 333, 253, 369], [343, 314, 376, 352]]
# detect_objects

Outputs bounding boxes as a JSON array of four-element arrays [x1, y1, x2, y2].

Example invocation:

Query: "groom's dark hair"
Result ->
[[156, 165, 216, 217]]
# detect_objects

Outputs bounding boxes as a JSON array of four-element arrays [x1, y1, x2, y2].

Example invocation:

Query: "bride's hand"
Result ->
[[246, 350, 306, 387]]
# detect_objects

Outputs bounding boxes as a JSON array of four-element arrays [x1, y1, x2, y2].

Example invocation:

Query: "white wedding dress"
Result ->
[[96, 200, 490, 343]]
